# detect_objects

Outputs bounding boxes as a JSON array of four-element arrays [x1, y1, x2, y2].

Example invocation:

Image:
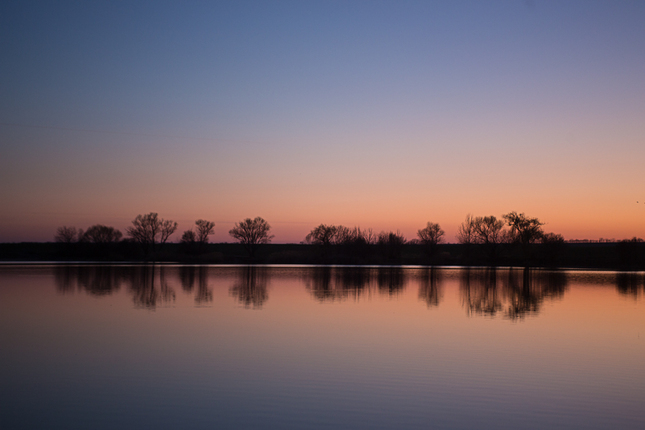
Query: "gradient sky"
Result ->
[[1, 0, 644, 243]]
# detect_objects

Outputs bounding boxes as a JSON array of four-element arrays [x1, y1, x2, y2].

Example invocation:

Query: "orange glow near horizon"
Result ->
[[2, 3, 644, 243]]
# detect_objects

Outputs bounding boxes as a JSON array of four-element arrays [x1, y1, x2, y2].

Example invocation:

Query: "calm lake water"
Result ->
[[1, 265, 644, 429]]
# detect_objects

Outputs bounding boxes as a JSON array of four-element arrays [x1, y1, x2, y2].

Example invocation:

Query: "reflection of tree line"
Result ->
[[615, 272, 645, 298], [305, 267, 411, 302], [179, 266, 213, 305], [54, 265, 645, 316], [54, 265, 270, 309], [55, 265, 125, 296], [55, 265, 175, 309], [55, 265, 178, 309], [305, 267, 569, 319], [229, 266, 269, 309], [460, 268, 568, 320]]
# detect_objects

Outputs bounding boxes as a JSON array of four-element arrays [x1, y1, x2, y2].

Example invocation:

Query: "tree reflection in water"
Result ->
[[335, 267, 372, 300], [305, 266, 335, 301], [418, 268, 443, 308], [460, 268, 568, 320], [377, 267, 407, 296], [305, 267, 377, 302], [616, 272, 645, 298], [55, 265, 124, 295], [55, 265, 175, 309], [305, 267, 411, 302], [229, 266, 269, 309], [50, 265, 590, 317], [128, 266, 175, 309], [179, 266, 213, 305], [460, 268, 502, 317]]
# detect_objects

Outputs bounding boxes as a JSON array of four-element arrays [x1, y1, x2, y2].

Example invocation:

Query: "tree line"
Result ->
[[51, 211, 643, 266], [55, 213, 273, 258]]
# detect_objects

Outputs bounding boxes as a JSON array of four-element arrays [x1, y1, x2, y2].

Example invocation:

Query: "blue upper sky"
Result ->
[[1, 1, 644, 242]]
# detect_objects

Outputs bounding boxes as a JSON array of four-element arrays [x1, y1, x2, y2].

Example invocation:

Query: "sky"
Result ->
[[1, 0, 644, 243]]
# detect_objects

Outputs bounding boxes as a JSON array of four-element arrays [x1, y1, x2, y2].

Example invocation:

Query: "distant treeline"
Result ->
[[1, 211, 642, 269]]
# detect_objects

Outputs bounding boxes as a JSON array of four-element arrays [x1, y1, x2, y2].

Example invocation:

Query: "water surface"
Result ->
[[1, 265, 644, 429]]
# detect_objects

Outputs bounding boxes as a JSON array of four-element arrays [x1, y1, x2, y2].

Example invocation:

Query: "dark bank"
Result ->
[[1, 241, 644, 270]]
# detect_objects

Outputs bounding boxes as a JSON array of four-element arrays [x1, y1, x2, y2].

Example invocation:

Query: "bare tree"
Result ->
[[126, 212, 178, 255], [472, 215, 507, 262], [195, 219, 216, 245], [334, 226, 376, 246], [229, 217, 273, 257], [503, 212, 544, 246], [305, 224, 338, 246], [54, 226, 78, 243], [180, 229, 197, 254], [473, 216, 506, 245], [159, 219, 177, 245], [417, 222, 444, 258], [377, 230, 406, 261], [181, 230, 196, 243], [457, 214, 476, 244], [82, 224, 122, 243]]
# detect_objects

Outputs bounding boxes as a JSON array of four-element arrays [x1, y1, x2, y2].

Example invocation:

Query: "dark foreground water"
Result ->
[[1, 265, 644, 430]]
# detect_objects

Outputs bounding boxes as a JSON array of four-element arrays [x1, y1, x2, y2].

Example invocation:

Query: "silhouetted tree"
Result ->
[[334, 226, 376, 245], [417, 222, 444, 259], [472, 215, 507, 263], [195, 219, 216, 246], [82, 224, 123, 243], [229, 217, 273, 258], [456, 214, 476, 244], [181, 230, 196, 243], [305, 224, 338, 260], [503, 212, 544, 245], [181, 219, 215, 253], [377, 230, 406, 261], [126, 212, 178, 256], [473, 216, 506, 245], [54, 226, 79, 243], [180, 229, 197, 254], [306, 224, 338, 246]]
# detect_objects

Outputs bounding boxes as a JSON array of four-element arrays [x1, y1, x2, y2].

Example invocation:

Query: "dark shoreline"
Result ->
[[1, 242, 643, 271]]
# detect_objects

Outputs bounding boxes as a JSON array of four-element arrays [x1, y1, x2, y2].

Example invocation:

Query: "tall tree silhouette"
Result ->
[[503, 212, 544, 245], [229, 217, 273, 257], [456, 214, 476, 245], [54, 226, 79, 243], [82, 224, 122, 243], [126, 212, 177, 256], [377, 230, 406, 261], [417, 222, 444, 259], [195, 219, 216, 246], [473, 215, 507, 263]]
